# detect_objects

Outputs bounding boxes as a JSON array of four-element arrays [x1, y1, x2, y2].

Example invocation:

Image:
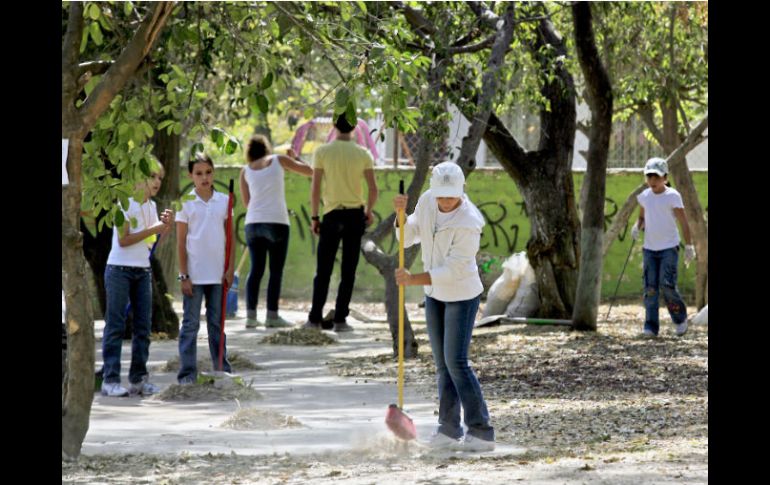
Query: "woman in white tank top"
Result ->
[[239, 135, 312, 328]]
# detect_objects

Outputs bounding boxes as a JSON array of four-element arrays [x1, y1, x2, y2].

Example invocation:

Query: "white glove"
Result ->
[[631, 224, 640, 241], [684, 244, 696, 266]]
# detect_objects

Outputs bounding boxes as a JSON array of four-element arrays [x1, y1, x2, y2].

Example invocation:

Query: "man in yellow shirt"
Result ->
[[304, 113, 378, 332]]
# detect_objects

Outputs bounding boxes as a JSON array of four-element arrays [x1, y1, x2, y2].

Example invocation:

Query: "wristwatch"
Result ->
[[177, 273, 190, 281], [311, 216, 320, 221]]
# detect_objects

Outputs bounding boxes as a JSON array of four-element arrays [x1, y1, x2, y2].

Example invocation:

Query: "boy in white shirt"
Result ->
[[632, 157, 696, 337]]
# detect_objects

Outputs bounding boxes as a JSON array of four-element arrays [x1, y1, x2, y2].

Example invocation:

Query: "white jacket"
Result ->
[[396, 189, 485, 302]]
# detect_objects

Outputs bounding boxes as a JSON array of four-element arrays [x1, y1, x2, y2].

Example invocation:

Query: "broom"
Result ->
[[385, 180, 417, 441]]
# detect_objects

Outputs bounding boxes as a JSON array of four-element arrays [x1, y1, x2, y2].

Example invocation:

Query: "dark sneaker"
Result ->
[[129, 376, 160, 396]]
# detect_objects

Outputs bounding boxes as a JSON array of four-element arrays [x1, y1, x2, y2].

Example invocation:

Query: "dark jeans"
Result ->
[[425, 295, 494, 441], [643, 247, 688, 335], [244, 223, 290, 312], [102, 265, 153, 385], [308, 207, 366, 323]]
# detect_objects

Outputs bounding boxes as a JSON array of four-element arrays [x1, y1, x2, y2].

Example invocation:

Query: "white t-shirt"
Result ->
[[177, 190, 231, 284], [244, 155, 290, 225], [636, 186, 684, 251], [106, 198, 158, 268]]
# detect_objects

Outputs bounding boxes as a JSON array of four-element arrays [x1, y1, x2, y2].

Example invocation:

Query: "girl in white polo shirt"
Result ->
[[101, 161, 174, 397], [393, 162, 495, 452], [176, 153, 235, 384]]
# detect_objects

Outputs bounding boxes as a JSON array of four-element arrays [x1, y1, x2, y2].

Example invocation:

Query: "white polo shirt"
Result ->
[[106, 198, 157, 268], [177, 190, 230, 285]]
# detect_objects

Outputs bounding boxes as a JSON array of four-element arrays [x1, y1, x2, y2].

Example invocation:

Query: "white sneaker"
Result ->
[[675, 320, 688, 336], [458, 434, 495, 452], [642, 329, 657, 337], [129, 377, 160, 396], [101, 382, 129, 397], [423, 431, 459, 450]]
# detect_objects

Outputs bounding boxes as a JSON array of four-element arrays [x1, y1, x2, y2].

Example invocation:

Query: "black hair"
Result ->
[[247, 134, 272, 161], [188, 152, 214, 173], [334, 112, 355, 134]]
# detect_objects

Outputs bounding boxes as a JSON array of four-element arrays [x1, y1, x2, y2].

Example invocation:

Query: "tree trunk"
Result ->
[[571, 2, 613, 330], [62, 141, 95, 460], [659, 101, 708, 309], [153, 129, 180, 289], [385, 270, 418, 358], [517, 169, 580, 318], [81, 215, 111, 318]]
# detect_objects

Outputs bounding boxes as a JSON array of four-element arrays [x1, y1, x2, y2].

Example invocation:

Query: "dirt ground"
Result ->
[[62, 302, 707, 484]]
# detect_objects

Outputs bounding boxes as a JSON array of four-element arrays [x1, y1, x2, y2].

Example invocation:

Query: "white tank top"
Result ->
[[244, 155, 290, 225]]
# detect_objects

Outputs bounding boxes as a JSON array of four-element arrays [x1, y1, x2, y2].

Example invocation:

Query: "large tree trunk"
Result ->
[[477, 16, 581, 319], [62, 141, 95, 460], [571, 2, 613, 330]]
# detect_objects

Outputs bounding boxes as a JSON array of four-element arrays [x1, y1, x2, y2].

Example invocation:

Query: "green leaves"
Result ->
[[209, 127, 241, 155], [210, 127, 226, 146], [90, 22, 103, 46], [261, 72, 274, 90], [334, 88, 350, 115], [87, 3, 100, 20], [256, 93, 269, 113]]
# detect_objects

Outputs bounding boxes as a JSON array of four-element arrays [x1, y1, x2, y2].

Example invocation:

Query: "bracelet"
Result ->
[[177, 273, 190, 281], [311, 216, 320, 221]]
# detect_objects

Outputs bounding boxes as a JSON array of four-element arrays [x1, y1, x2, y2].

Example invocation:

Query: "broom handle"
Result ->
[[398, 180, 405, 409]]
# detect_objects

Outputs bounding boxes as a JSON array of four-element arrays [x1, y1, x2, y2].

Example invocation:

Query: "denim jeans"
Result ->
[[643, 247, 687, 335], [245, 223, 290, 313], [308, 207, 366, 323], [424, 295, 494, 441], [102, 265, 153, 385], [178, 284, 232, 382]]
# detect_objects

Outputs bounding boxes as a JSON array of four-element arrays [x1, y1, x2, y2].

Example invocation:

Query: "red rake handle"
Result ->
[[219, 179, 235, 371]]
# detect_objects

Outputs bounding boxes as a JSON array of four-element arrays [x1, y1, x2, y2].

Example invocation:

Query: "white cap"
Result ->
[[430, 162, 465, 197], [644, 157, 668, 176]]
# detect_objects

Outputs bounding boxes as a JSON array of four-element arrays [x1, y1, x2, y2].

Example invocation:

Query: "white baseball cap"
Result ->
[[430, 162, 465, 197], [644, 157, 668, 176]]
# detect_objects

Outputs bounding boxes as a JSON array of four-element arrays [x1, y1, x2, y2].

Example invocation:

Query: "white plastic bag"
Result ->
[[690, 304, 708, 325], [482, 253, 527, 317], [505, 261, 539, 317]]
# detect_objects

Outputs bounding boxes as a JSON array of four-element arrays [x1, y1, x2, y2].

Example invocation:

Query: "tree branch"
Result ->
[[447, 34, 496, 54], [637, 102, 666, 147], [80, 2, 175, 131], [454, 3, 516, 175]]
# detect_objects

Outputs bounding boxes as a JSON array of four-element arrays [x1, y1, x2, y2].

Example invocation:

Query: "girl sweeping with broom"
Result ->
[[393, 162, 495, 452]]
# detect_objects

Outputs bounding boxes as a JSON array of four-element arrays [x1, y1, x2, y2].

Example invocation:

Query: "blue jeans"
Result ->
[[643, 247, 687, 335], [245, 223, 290, 312], [425, 295, 494, 441], [178, 284, 232, 382], [102, 265, 153, 385]]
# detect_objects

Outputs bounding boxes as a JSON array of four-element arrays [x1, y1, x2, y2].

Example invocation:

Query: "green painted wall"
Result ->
[[185, 167, 707, 303]]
